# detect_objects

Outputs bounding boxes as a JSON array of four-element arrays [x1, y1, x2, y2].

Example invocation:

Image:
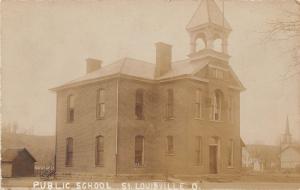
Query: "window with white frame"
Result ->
[[67, 95, 75, 122], [166, 89, 174, 119], [135, 89, 144, 120], [195, 89, 203, 119], [212, 90, 223, 121], [95, 135, 104, 166], [167, 136, 174, 154], [96, 89, 105, 119], [65, 137, 73, 166]]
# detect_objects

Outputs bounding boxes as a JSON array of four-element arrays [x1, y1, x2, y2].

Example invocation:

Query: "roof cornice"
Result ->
[[50, 74, 212, 92]]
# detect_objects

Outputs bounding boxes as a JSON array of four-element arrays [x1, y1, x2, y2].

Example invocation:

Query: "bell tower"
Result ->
[[186, 0, 232, 62]]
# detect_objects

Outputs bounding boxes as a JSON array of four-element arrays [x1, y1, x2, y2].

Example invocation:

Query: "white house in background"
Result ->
[[280, 145, 300, 169], [280, 117, 300, 170]]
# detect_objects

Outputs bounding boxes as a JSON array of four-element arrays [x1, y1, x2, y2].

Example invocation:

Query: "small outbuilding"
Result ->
[[1, 148, 36, 177]]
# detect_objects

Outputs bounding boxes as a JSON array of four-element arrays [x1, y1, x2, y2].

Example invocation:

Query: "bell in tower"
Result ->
[[186, 0, 232, 62]]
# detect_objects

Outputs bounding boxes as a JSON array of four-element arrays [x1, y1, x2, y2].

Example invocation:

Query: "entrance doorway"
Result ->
[[209, 145, 218, 174], [209, 137, 219, 174]]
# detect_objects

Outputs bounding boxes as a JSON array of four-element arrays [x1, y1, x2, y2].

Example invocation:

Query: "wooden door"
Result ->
[[209, 145, 218, 174]]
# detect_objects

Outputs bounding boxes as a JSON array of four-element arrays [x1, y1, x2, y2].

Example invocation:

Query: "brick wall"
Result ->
[[55, 79, 118, 176]]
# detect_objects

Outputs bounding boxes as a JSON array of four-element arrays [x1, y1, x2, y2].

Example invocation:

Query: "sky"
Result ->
[[2, 0, 299, 145]]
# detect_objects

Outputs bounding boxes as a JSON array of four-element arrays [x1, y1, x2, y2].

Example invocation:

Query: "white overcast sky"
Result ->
[[2, 0, 299, 145]]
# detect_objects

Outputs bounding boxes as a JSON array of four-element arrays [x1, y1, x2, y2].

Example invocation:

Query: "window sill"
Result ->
[[194, 117, 204, 120], [166, 153, 175, 156], [227, 166, 234, 169], [210, 120, 223, 123], [193, 164, 203, 167], [65, 165, 73, 167], [135, 117, 145, 121], [165, 117, 175, 121], [134, 165, 145, 168], [95, 165, 104, 167], [96, 117, 105, 120]]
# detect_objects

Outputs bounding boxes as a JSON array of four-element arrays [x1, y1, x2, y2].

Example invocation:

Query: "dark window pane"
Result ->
[[96, 136, 104, 166], [135, 89, 144, 119], [135, 136, 144, 166], [167, 136, 174, 153], [66, 138, 73, 166]]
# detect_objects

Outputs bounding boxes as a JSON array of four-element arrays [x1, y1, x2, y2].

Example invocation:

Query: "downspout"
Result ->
[[54, 92, 58, 174], [115, 77, 119, 177], [115, 59, 126, 177], [115, 59, 126, 176]]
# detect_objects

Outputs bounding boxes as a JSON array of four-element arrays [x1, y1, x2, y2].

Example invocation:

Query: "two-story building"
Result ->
[[51, 0, 245, 177]]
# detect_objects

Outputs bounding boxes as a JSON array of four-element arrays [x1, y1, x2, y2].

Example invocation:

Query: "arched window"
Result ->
[[212, 38, 222, 52], [65, 137, 73, 166], [196, 38, 206, 52], [212, 90, 223, 121], [135, 135, 144, 166], [195, 33, 206, 52], [67, 95, 75, 122], [95, 135, 104, 166], [135, 89, 144, 120], [96, 89, 105, 119]]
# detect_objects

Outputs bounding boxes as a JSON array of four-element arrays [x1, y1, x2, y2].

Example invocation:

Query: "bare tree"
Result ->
[[263, 1, 300, 82], [266, 0, 300, 40], [266, 2, 300, 61]]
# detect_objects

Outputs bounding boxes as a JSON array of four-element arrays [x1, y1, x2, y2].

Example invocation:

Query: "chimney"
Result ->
[[155, 42, 172, 78], [86, 58, 102, 74]]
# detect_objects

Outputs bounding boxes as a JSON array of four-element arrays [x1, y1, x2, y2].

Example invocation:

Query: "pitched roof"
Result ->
[[186, 0, 231, 31], [50, 58, 209, 90], [158, 59, 208, 80], [246, 145, 281, 161], [2, 148, 37, 163], [51, 56, 245, 91], [281, 145, 300, 154], [51, 58, 155, 90]]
